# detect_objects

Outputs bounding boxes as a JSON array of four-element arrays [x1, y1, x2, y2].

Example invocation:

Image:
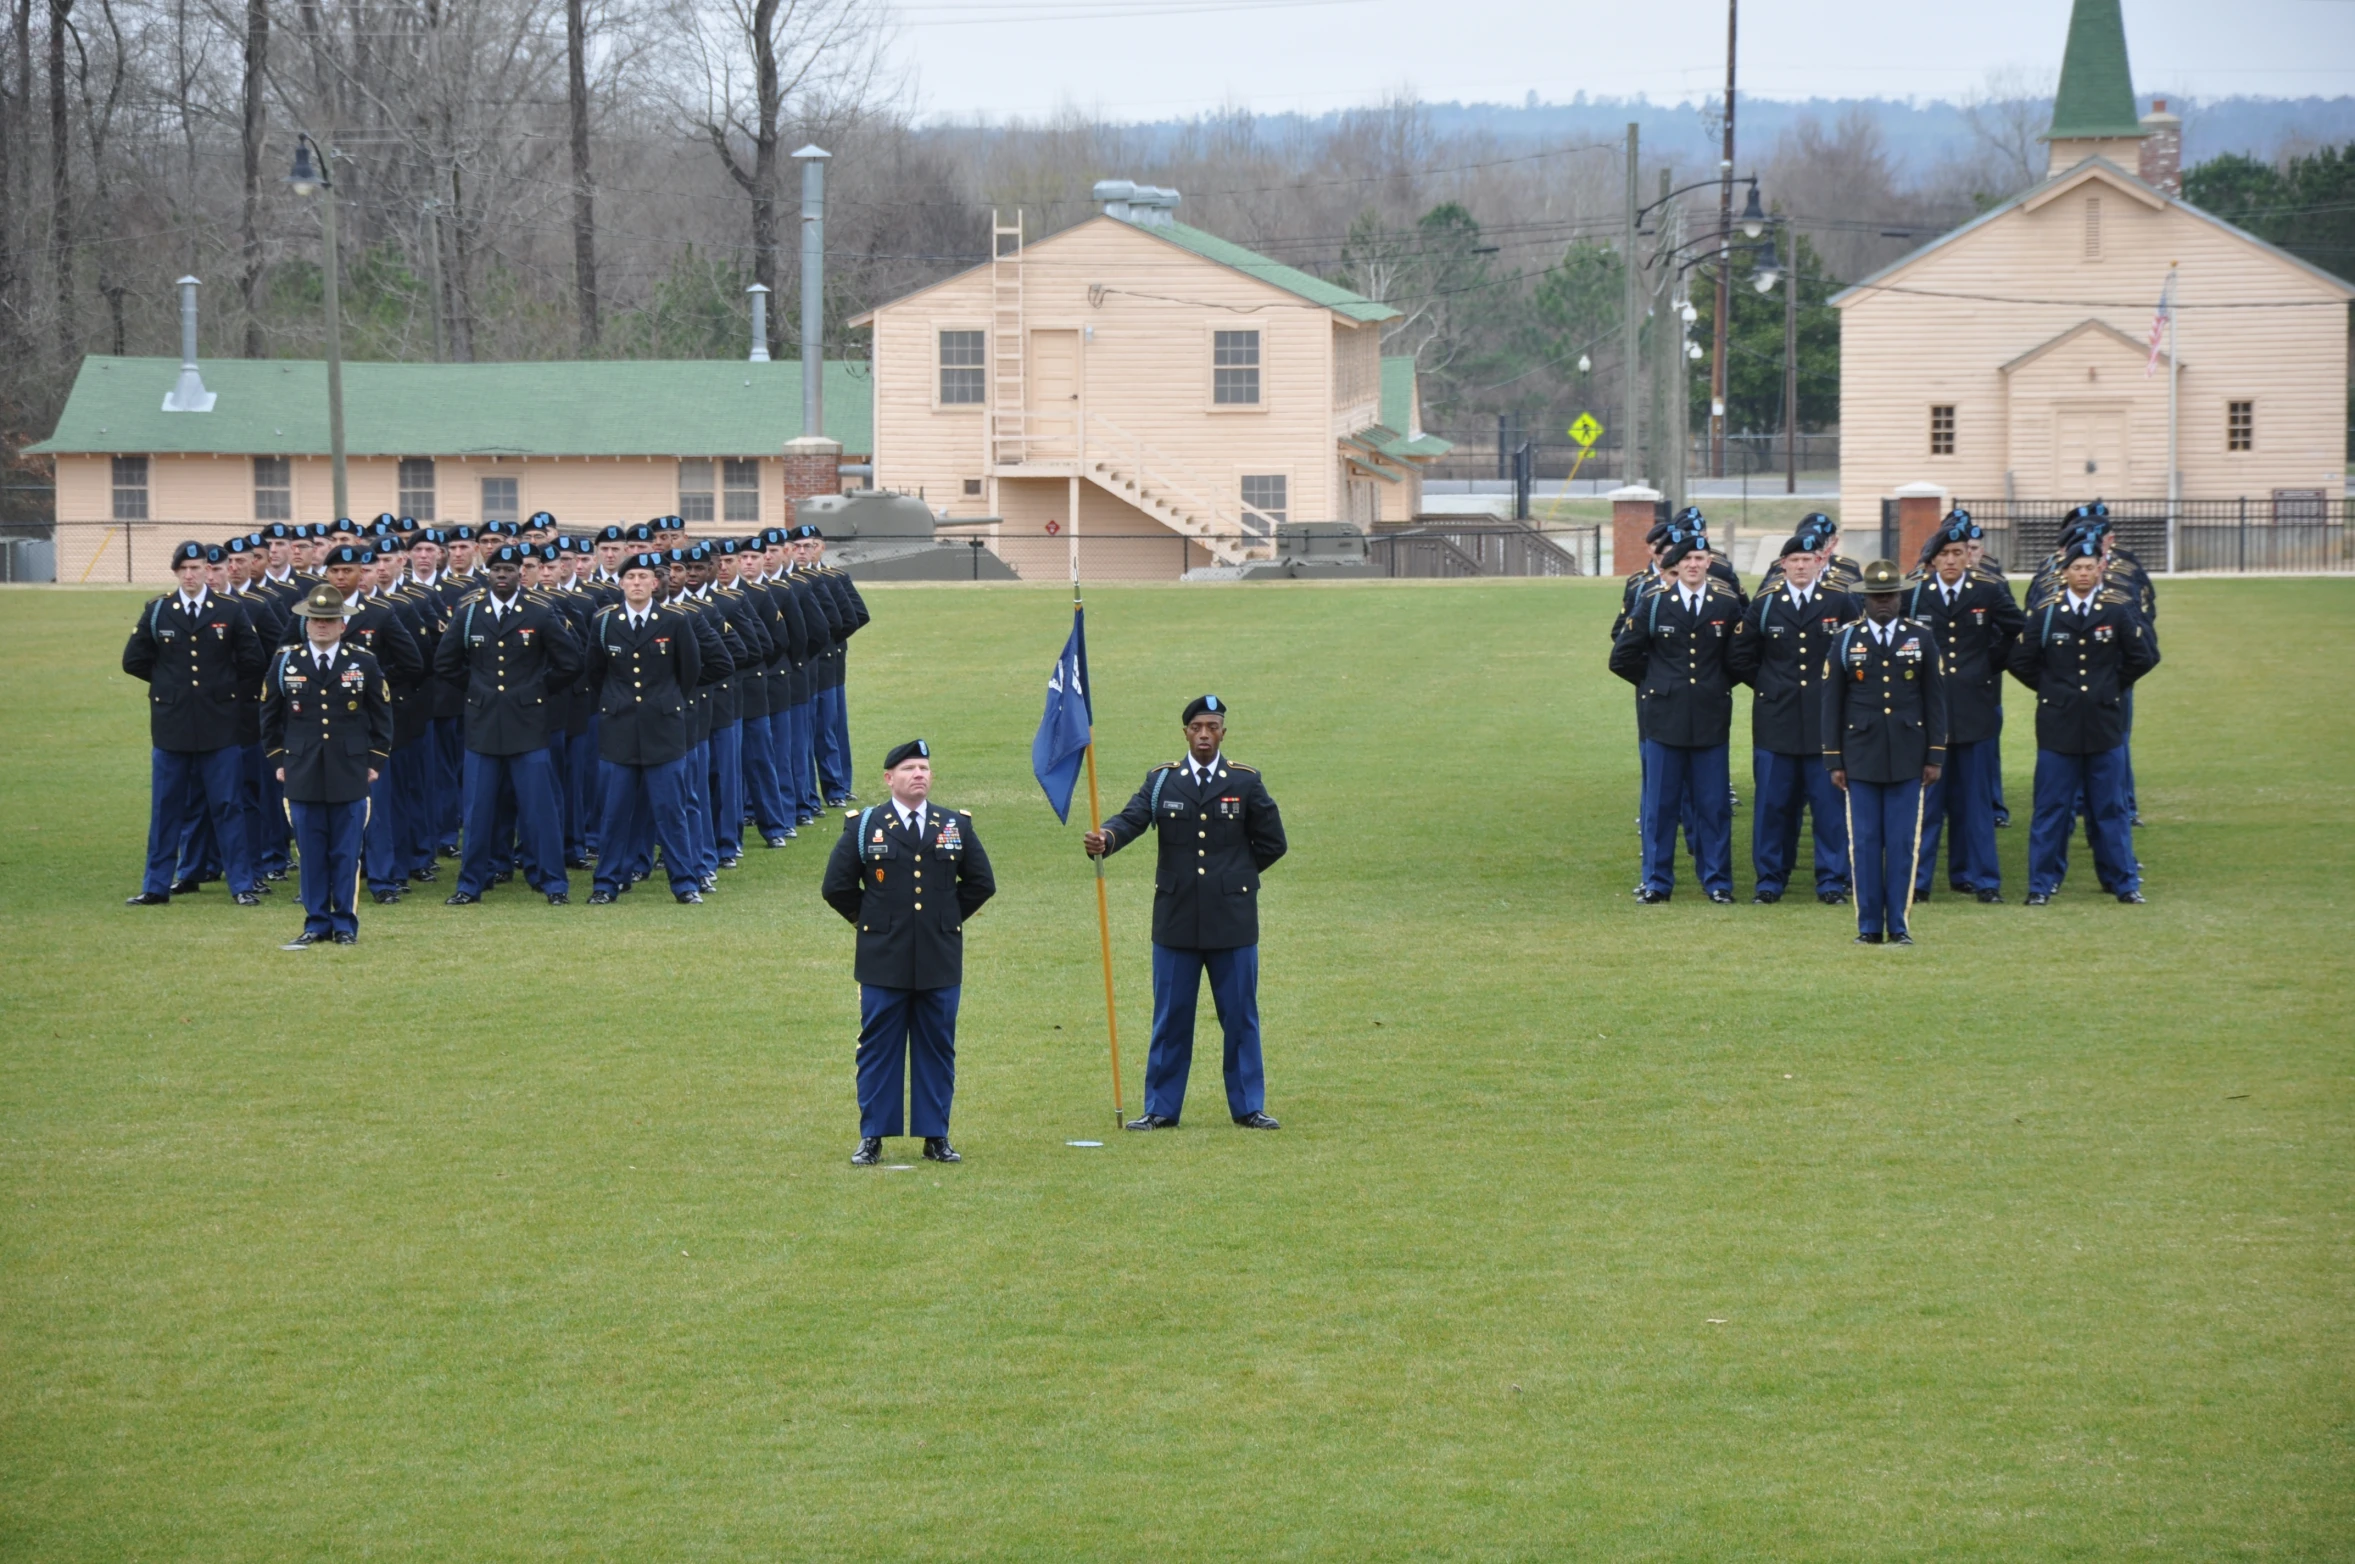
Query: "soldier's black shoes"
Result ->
[[1912, 886, 1932, 902], [410, 866, 438, 883], [565, 857, 593, 871], [281, 932, 324, 949], [371, 890, 401, 905], [546, 891, 570, 906], [764, 835, 791, 849], [717, 856, 740, 871], [1890, 933, 1916, 946], [1635, 889, 1671, 905], [850, 1137, 882, 1166], [1977, 889, 2006, 904], [263, 868, 289, 882], [1706, 889, 1735, 904], [493, 870, 514, 885], [169, 878, 205, 896], [331, 932, 357, 945], [125, 891, 170, 906], [437, 843, 461, 859], [1752, 889, 1782, 904], [1994, 811, 2011, 827], [228, 890, 259, 906], [697, 873, 718, 892], [444, 891, 481, 905], [1818, 891, 1849, 905], [675, 890, 703, 904], [2024, 892, 2053, 906], [587, 890, 617, 905], [2117, 889, 2146, 904], [1855, 932, 1884, 945], [1233, 1111, 1281, 1130], [922, 1137, 962, 1163], [1949, 879, 1970, 893], [1124, 1113, 1179, 1131]]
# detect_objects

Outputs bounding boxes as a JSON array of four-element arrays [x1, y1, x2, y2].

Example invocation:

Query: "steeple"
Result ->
[[2043, 0, 2146, 176]]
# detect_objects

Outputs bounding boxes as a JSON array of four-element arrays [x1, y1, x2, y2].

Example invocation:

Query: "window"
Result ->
[[963, 478, 983, 496], [480, 476, 519, 525], [111, 456, 148, 520], [398, 458, 436, 520], [678, 459, 716, 523], [1241, 474, 1287, 527], [939, 330, 985, 404], [253, 456, 291, 521], [1929, 404, 1956, 456], [2084, 197, 2102, 261], [2227, 400, 2254, 452], [1213, 330, 1261, 404], [723, 459, 761, 522]]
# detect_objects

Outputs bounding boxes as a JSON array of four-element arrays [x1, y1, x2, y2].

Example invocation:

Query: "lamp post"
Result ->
[[288, 133, 348, 520]]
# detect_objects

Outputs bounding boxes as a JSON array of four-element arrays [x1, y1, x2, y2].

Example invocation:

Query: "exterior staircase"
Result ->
[[1081, 411, 1278, 567]]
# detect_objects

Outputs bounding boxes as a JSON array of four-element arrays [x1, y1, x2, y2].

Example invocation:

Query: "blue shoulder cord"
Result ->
[[1149, 768, 1169, 814]]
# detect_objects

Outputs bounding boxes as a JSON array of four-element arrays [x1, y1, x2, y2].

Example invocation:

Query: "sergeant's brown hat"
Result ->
[[297, 584, 348, 619], [1857, 559, 1905, 593]]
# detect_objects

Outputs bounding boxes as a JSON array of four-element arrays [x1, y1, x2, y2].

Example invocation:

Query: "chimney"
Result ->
[[160, 276, 216, 412], [2138, 98, 2182, 196], [746, 282, 771, 362], [792, 145, 829, 441], [1093, 179, 1181, 227]]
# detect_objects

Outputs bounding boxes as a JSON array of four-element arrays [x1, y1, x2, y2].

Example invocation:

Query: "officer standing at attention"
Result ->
[[1609, 534, 1744, 903], [1906, 514, 2025, 903], [262, 586, 394, 947], [2007, 533, 2159, 905], [823, 740, 996, 1166], [584, 552, 710, 904], [123, 541, 268, 907], [1727, 531, 1858, 904], [1822, 560, 1949, 945], [1085, 697, 1288, 1132]]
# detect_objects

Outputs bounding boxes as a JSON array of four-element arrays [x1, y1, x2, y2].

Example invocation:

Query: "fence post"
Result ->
[[124, 523, 133, 583], [2238, 495, 2246, 573]]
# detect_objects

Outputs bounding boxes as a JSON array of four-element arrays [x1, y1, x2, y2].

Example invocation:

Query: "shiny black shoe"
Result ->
[[1889, 932, 1915, 946], [371, 890, 402, 905], [438, 843, 461, 859], [444, 891, 481, 905], [1949, 879, 1970, 894], [717, 856, 740, 871], [1818, 891, 1848, 906], [2117, 889, 2146, 904], [280, 931, 324, 950], [125, 891, 170, 906], [1124, 1113, 1179, 1131], [1976, 889, 2005, 904], [1635, 889, 1671, 905], [587, 890, 617, 905], [1993, 811, 2011, 828], [2129, 813, 2146, 828], [698, 873, 718, 892], [850, 1137, 882, 1166], [675, 890, 703, 904], [1855, 932, 1884, 945], [2025, 892, 2052, 906], [546, 891, 570, 906], [410, 865, 439, 883], [922, 1137, 962, 1163], [169, 878, 206, 896], [262, 868, 289, 882], [1706, 889, 1735, 904], [331, 932, 357, 945], [1912, 886, 1932, 902], [565, 857, 593, 871], [764, 835, 791, 849], [229, 890, 260, 906], [1233, 1111, 1280, 1130], [1752, 889, 1782, 904], [493, 870, 515, 885]]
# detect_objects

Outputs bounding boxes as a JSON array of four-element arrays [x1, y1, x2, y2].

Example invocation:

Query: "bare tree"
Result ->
[[46, 0, 72, 355], [237, 0, 263, 353], [1959, 68, 2055, 198], [566, 0, 596, 349]]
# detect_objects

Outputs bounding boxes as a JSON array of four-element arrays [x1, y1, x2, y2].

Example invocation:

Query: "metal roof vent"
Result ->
[[1094, 179, 1180, 227], [160, 276, 216, 413]]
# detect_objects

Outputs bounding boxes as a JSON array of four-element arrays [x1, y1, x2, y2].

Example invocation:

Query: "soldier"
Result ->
[[1822, 559, 1948, 945], [261, 585, 393, 946], [792, 523, 868, 807], [1728, 532, 1858, 904], [823, 740, 996, 1166], [1084, 696, 1288, 1132], [585, 552, 711, 904], [1609, 534, 1744, 903], [123, 541, 268, 907], [2008, 533, 2159, 905], [1907, 514, 2025, 903]]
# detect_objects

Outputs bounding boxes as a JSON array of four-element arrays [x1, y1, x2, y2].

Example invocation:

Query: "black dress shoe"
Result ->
[[1635, 889, 1671, 905], [2025, 892, 2052, 906], [331, 932, 357, 945], [1233, 1111, 1281, 1130], [125, 891, 170, 906], [922, 1137, 962, 1163], [1976, 888, 2005, 904], [629, 870, 649, 885], [1993, 811, 2011, 828], [1855, 931, 1884, 945], [1948, 880, 1970, 894], [444, 891, 481, 905], [1818, 891, 1849, 906], [1752, 889, 1782, 904], [675, 890, 703, 904], [371, 889, 402, 905], [717, 856, 740, 871], [409, 865, 439, 883], [235, 891, 265, 906], [698, 873, 718, 892], [764, 835, 790, 849], [546, 891, 570, 906], [2117, 889, 2146, 904], [565, 857, 592, 871], [169, 878, 206, 896], [1912, 886, 1932, 902], [588, 889, 617, 905], [493, 870, 514, 885], [1124, 1113, 1179, 1131], [850, 1137, 882, 1166], [1890, 932, 1916, 946], [1706, 889, 1735, 904], [263, 868, 289, 882], [438, 843, 461, 859], [280, 931, 324, 950]]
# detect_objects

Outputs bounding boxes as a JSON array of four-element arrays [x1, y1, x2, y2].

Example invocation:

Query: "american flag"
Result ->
[[2145, 267, 2176, 377]]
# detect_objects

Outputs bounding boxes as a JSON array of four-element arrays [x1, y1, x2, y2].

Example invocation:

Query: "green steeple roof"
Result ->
[[2046, 0, 2145, 140]]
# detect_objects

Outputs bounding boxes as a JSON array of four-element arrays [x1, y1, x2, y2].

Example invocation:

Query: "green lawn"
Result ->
[[2, 579, 2349, 1561]]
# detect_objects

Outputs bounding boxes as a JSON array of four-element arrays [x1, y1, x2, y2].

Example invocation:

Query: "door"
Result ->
[[2054, 405, 2129, 495], [1025, 329, 1080, 460]]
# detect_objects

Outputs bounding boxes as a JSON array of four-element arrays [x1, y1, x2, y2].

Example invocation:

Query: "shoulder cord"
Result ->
[[1149, 769, 1169, 814]]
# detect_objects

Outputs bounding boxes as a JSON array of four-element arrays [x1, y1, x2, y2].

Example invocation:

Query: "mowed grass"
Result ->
[[1, 578, 2349, 1561]]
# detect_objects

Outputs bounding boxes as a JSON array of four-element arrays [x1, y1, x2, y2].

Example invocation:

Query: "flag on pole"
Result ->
[[2145, 269, 2176, 378], [1031, 606, 1092, 822]]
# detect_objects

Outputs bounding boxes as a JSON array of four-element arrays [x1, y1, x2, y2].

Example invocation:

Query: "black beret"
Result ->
[[2063, 534, 2105, 561], [201, 544, 225, 563], [626, 523, 655, 544], [327, 518, 358, 536], [717, 536, 743, 555], [760, 527, 789, 546], [884, 739, 931, 769], [373, 512, 398, 527], [1182, 694, 1227, 724], [397, 515, 420, 531], [1777, 533, 1818, 559], [596, 524, 626, 544], [621, 552, 665, 575], [323, 542, 369, 568], [259, 521, 294, 541], [415, 528, 448, 546], [527, 510, 557, 529], [224, 534, 255, 555], [485, 544, 525, 566], [790, 522, 823, 541], [445, 524, 478, 541], [1661, 536, 1702, 568], [1645, 522, 1674, 546]]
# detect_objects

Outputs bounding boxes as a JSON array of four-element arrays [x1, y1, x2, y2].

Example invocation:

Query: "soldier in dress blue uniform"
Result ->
[[122, 541, 269, 906], [793, 524, 868, 807], [823, 740, 996, 1166], [1907, 515, 2026, 902], [1085, 696, 1289, 1132], [1728, 531, 1859, 904], [2008, 533, 2160, 905], [1821, 559, 1949, 945], [262, 586, 394, 946], [1610, 534, 1744, 903], [317, 542, 424, 902], [584, 552, 712, 904]]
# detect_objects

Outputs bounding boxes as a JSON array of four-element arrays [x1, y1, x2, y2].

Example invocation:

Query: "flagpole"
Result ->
[[1074, 573, 1125, 1126]]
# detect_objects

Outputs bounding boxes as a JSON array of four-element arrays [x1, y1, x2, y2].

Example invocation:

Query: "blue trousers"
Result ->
[[1752, 748, 1848, 895], [2030, 745, 2138, 897], [431, 718, 464, 848], [1845, 775, 1925, 939], [1990, 706, 2009, 819], [392, 740, 434, 879], [242, 742, 288, 876], [146, 747, 251, 897], [675, 737, 714, 878], [579, 717, 603, 854], [594, 756, 699, 896], [1638, 740, 1732, 896], [289, 797, 365, 938], [458, 748, 567, 896], [1917, 739, 2000, 894], [1146, 943, 1265, 1122], [783, 700, 822, 820], [361, 762, 404, 894], [741, 713, 792, 836], [856, 983, 961, 1138], [561, 730, 595, 863], [708, 721, 744, 859], [816, 684, 852, 798]]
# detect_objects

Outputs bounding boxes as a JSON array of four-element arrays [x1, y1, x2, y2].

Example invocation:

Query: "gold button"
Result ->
[[1198, 867, 1206, 875], [913, 902, 922, 910]]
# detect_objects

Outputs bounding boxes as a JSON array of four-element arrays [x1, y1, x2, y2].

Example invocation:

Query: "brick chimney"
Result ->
[[2139, 98, 2182, 196]]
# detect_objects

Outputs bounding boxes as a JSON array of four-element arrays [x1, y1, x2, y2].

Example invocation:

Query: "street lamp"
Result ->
[[1738, 177, 1767, 239], [287, 132, 348, 520]]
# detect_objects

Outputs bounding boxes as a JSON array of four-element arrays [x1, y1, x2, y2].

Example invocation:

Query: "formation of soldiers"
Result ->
[[122, 509, 870, 935], [1609, 500, 2159, 943]]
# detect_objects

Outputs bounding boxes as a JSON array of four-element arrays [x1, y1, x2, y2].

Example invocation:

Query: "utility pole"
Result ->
[[1783, 219, 1798, 493], [1710, 0, 1737, 478], [1622, 122, 1641, 487]]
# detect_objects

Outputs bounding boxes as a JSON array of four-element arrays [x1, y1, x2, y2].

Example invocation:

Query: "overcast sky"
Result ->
[[885, 0, 2355, 121]]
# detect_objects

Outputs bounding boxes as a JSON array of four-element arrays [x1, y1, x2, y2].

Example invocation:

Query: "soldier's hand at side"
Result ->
[[1829, 769, 1847, 792], [1923, 764, 1942, 785], [1082, 829, 1109, 857], [275, 767, 285, 782], [368, 768, 379, 784]]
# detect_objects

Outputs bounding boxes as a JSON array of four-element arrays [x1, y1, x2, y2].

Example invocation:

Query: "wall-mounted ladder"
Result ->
[[989, 210, 1025, 465]]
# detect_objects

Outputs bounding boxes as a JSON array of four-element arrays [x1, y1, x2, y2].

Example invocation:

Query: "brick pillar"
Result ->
[[781, 435, 843, 523], [1891, 481, 1950, 568], [1606, 485, 1662, 578]]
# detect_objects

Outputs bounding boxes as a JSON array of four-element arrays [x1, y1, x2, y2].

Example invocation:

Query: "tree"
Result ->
[[565, 0, 597, 350], [1686, 226, 1838, 445], [237, 0, 264, 356], [2184, 145, 2355, 284]]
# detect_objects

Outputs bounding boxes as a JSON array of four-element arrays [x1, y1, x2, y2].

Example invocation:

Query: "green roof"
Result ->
[[1365, 356, 1451, 459], [1152, 221, 1401, 324], [29, 356, 874, 457], [2047, 0, 2144, 140]]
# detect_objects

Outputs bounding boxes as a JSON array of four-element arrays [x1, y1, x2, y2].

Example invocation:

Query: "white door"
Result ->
[[2054, 405, 2129, 496], [1025, 329, 1080, 460]]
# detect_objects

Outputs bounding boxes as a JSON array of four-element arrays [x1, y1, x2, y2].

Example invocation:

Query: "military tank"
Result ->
[[797, 490, 1020, 581]]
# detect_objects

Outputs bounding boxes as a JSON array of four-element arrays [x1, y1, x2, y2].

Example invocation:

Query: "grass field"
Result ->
[[2, 578, 2350, 1561]]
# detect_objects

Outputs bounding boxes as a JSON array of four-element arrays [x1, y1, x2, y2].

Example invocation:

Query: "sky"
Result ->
[[885, 0, 2355, 121]]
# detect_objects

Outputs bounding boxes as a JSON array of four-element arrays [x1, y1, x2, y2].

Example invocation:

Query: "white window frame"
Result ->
[[253, 455, 292, 521], [111, 455, 149, 521], [1239, 471, 1289, 533], [480, 475, 520, 525], [722, 458, 762, 523], [679, 459, 716, 523], [936, 326, 987, 408], [1209, 326, 1266, 411], [397, 457, 436, 521]]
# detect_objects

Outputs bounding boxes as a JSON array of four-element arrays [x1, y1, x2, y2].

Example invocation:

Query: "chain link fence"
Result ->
[[1934, 497, 2352, 575]]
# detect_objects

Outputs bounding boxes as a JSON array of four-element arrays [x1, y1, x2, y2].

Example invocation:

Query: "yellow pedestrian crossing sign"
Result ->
[[1568, 413, 1603, 449]]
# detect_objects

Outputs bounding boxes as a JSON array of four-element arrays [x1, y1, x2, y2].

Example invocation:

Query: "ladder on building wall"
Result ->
[[989, 211, 1025, 465]]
